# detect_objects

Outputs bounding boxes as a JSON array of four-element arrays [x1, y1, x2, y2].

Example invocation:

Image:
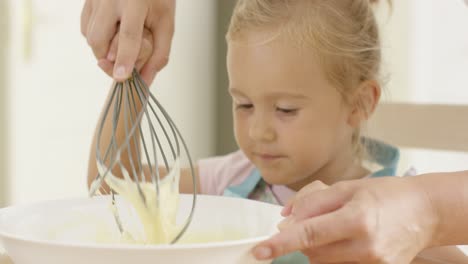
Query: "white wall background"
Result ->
[[4, 0, 216, 205]]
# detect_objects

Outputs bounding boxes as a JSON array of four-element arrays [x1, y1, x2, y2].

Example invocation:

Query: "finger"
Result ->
[[279, 183, 341, 230], [296, 180, 328, 200], [152, 14, 174, 71], [86, 8, 97, 45], [80, 0, 93, 36], [282, 181, 329, 216], [98, 59, 114, 78], [253, 207, 358, 260], [107, 33, 119, 62], [135, 29, 154, 71], [140, 14, 174, 86], [291, 183, 353, 221], [113, 2, 148, 81], [281, 204, 293, 217], [87, 0, 119, 60]]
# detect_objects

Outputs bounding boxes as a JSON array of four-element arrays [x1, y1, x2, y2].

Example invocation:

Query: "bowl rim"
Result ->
[[0, 194, 282, 250]]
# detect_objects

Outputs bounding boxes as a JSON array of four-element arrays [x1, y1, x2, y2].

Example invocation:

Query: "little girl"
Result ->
[[198, 0, 395, 212], [87, 0, 468, 263]]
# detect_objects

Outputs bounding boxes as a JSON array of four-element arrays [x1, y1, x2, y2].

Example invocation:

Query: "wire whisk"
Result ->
[[89, 69, 196, 244]]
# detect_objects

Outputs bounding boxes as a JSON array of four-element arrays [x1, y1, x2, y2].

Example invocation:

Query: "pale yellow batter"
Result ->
[[101, 159, 180, 244]]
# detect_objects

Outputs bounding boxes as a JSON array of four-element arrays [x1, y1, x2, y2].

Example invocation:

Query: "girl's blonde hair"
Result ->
[[227, 0, 390, 156]]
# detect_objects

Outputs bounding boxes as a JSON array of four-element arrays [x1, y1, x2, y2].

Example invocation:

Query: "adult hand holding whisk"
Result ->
[[81, 0, 175, 85]]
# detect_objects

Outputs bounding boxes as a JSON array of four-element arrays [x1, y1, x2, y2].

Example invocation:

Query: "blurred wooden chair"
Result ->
[[367, 103, 468, 152]]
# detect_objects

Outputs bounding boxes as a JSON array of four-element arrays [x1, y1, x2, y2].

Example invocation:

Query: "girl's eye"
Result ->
[[276, 107, 298, 114], [235, 103, 253, 110]]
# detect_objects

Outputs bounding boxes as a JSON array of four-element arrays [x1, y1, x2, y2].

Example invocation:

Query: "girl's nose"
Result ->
[[248, 114, 276, 142]]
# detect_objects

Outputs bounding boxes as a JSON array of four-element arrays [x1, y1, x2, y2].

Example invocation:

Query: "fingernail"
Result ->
[[107, 52, 116, 62], [114, 65, 128, 80], [97, 59, 106, 69], [281, 205, 291, 216], [253, 246, 272, 260]]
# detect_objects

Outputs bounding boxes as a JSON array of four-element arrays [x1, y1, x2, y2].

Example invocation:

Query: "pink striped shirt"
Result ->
[[198, 150, 296, 205]]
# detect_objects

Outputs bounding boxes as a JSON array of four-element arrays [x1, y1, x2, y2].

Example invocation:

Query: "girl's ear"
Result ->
[[347, 80, 381, 128]]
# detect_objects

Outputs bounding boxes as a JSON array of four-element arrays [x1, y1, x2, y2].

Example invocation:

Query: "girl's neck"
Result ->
[[287, 147, 369, 191]]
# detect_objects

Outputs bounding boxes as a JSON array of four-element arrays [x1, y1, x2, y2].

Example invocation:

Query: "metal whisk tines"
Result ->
[[89, 69, 196, 244]]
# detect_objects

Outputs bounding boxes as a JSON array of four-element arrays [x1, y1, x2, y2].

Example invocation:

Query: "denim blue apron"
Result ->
[[223, 138, 400, 263]]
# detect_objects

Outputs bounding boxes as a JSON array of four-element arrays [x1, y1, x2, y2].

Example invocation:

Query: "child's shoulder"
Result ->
[[197, 150, 256, 195], [363, 137, 418, 177]]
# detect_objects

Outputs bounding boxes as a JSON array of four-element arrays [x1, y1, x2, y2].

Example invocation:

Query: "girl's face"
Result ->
[[227, 31, 358, 190]]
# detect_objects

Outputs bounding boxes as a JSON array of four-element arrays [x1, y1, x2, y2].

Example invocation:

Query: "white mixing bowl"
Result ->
[[0, 194, 283, 264]]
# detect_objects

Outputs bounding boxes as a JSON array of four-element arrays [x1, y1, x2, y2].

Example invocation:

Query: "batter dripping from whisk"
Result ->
[[100, 159, 180, 244]]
